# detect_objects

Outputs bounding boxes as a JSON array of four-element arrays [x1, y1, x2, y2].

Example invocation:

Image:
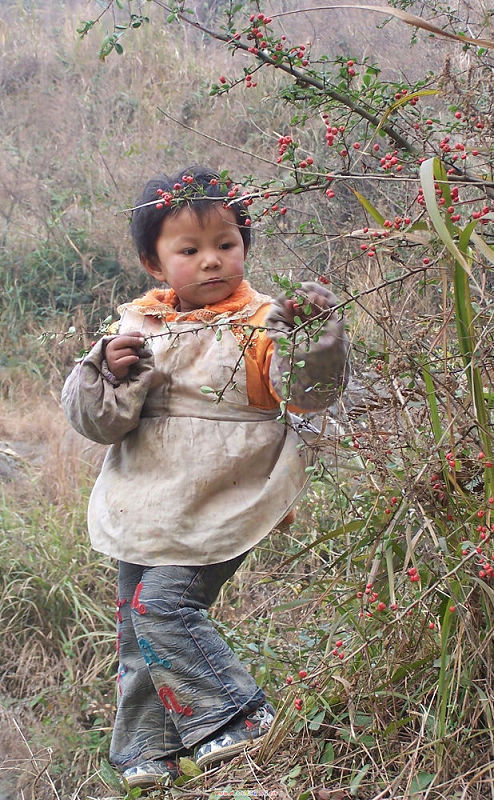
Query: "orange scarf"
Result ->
[[127, 280, 256, 322]]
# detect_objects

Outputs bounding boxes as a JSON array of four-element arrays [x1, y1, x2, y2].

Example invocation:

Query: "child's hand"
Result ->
[[284, 286, 339, 326], [105, 332, 149, 380]]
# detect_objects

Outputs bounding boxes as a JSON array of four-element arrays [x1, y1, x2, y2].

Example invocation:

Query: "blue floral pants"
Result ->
[[110, 553, 265, 769]]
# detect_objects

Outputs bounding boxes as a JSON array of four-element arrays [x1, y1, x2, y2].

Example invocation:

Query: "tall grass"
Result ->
[[0, 1, 493, 798]]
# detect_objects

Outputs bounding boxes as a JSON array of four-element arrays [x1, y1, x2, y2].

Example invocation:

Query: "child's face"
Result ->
[[141, 205, 247, 312]]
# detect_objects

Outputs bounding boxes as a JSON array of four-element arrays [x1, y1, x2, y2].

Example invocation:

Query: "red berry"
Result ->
[[298, 669, 307, 679], [286, 675, 293, 685]]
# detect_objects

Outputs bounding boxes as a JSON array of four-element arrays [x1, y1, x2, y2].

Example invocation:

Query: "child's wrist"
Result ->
[[99, 359, 121, 387]]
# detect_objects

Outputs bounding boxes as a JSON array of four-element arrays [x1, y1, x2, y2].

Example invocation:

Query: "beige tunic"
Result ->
[[61, 283, 349, 566]]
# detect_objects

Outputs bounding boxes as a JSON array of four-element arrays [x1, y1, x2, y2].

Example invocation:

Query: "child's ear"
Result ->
[[141, 255, 167, 282]]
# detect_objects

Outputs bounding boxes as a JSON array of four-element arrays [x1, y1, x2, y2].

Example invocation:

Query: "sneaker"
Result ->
[[195, 702, 275, 768], [120, 757, 178, 789]]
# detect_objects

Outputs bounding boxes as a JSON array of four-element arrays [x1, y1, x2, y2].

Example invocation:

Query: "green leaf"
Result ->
[[200, 385, 215, 394], [178, 756, 202, 777], [410, 772, 435, 794], [97, 759, 121, 790], [215, 328, 222, 341], [309, 709, 326, 730], [285, 765, 302, 779], [350, 763, 371, 795], [320, 740, 334, 765]]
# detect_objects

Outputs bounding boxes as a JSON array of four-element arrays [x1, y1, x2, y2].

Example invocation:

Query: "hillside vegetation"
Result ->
[[0, 1, 493, 798]]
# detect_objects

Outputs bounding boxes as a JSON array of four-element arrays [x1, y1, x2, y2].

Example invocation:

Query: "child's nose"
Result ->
[[201, 249, 221, 268]]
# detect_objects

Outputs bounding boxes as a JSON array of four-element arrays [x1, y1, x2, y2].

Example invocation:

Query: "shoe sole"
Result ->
[[121, 772, 175, 789], [195, 731, 269, 769]]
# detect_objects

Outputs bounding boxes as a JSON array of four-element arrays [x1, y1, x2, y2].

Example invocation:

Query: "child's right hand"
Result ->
[[105, 332, 148, 380]]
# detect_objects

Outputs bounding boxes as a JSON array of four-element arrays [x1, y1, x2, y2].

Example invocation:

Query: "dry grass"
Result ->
[[1, 1, 493, 799]]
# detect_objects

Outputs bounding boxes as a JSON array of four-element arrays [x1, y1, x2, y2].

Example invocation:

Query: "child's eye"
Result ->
[[220, 242, 233, 250], [183, 248, 197, 255]]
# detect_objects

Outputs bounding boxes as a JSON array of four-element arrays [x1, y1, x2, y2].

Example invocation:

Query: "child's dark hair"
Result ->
[[130, 166, 251, 264]]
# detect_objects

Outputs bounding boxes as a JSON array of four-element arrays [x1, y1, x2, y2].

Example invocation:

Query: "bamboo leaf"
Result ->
[[458, 219, 478, 251], [470, 231, 494, 264], [422, 361, 444, 446], [419, 158, 470, 273], [280, 519, 364, 564], [351, 190, 385, 224], [436, 602, 456, 745], [374, 89, 437, 138], [280, 5, 494, 49]]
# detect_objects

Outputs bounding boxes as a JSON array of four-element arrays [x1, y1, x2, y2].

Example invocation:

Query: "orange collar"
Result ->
[[128, 280, 256, 322]]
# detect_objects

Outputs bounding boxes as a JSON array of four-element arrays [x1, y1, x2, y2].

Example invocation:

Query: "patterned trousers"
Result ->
[[110, 553, 265, 769]]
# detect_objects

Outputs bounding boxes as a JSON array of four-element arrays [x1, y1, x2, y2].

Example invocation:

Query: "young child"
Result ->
[[62, 166, 349, 790]]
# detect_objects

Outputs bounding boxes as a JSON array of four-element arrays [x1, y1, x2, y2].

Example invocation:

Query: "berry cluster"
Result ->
[[331, 639, 345, 659], [478, 451, 493, 469], [321, 114, 346, 149], [379, 149, 404, 174], [246, 11, 272, 54], [276, 134, 293, 163]]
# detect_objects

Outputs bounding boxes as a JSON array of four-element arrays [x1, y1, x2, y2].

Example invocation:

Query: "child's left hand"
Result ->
[[283, 285, 339, 326]]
